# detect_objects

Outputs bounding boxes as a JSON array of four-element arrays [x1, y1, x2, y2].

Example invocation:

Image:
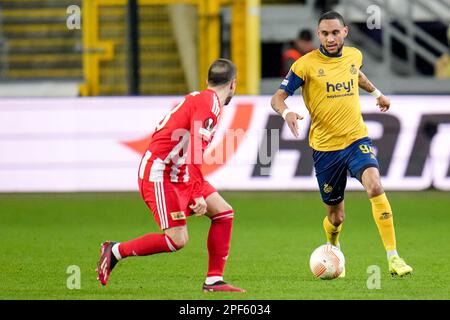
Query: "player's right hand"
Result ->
[[285, 112, 304, 138], [189, 197, 207, 216], [377, 95, 390, 112]]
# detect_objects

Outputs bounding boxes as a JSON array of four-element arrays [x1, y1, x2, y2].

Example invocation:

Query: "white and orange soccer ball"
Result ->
[[309, 244, 345, 280]]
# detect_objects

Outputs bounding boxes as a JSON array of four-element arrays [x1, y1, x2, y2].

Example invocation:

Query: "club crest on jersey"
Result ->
[[204, 118, 215, 131], [318, 68, 326, 77], [170, 211, 186, 220], [350, 64, 357, 75]]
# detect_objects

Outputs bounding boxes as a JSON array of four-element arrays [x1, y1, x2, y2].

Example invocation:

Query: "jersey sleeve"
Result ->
[[188, 96, 219, 199], [357, 48, 363, 69], [279, 58, 306, 96]]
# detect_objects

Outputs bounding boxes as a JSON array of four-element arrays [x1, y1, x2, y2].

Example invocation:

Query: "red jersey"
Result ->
[[139, 89, 221, 199]]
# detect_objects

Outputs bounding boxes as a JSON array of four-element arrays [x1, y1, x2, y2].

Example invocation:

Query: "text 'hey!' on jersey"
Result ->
[[280, 46, 369, 152]]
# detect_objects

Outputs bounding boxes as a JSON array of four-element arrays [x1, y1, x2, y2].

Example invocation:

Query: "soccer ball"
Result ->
[[309, 244, 345, 280]]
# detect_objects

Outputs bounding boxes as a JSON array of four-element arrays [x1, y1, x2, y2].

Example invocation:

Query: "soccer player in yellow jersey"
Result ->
[[271, 11, 412, 277]]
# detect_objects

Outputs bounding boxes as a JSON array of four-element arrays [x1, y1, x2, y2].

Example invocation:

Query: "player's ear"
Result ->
[[230, 79, 236, 90], [343, 26, 349, 37]]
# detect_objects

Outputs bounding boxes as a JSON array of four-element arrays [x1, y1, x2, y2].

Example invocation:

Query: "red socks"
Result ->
[[207, 210, 234, 277], [118, 233, 178, 258], [116, 209, 234, 279]]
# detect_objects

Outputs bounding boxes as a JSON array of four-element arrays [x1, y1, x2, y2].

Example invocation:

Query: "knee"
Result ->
[[209, 204, 234, 220], [366, 182, 384, 198], [218, 203, 233, 215], [165, 230, 189, 250], [173, 234, 188, 249], [210, 203, 233, 217], [224, 203, 233, 212]]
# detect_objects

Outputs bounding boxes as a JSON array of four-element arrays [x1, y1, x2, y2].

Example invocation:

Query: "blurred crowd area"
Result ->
[[0, 0, 448, 96]]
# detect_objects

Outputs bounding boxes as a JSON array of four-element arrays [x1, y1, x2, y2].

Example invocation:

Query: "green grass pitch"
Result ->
[[1, 191, 449, 300]]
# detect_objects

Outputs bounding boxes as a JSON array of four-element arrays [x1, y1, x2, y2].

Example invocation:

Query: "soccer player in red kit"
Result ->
[[96, 59, 245, 292]]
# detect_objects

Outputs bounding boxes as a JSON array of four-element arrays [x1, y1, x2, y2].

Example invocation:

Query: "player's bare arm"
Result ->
[[358, 70, 390, 113], [271, 89, 304, 138], [358, 70, 376, 93]]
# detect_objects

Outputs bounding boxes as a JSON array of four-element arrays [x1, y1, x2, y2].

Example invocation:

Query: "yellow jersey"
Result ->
[[280, 46, 368, 151]]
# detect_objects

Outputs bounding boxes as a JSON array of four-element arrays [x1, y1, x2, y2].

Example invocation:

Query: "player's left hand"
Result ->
[[377, 95, 390, 112], [190, 197, 207, 216]]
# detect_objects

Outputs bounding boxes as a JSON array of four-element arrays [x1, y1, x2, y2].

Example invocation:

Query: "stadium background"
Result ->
[[0, 0, 449, 300]]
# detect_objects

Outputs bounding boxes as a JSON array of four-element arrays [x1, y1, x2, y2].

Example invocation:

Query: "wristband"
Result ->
[[281, 109, 293, 120], [370, 89, 382, 98]]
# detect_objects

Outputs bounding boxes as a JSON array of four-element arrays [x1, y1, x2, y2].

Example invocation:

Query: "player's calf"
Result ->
[[326, 203, 345, 226]]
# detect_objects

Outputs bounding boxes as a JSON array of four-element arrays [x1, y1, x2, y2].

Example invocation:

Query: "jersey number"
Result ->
[[155, 99, 185, 132], [359, 144, 374, 154]]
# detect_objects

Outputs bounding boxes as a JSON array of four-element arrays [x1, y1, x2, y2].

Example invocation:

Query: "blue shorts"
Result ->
[[313, 137, 379, 205]]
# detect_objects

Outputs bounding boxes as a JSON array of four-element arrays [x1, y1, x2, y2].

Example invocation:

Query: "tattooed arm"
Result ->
[[358, 70, 377, 93]]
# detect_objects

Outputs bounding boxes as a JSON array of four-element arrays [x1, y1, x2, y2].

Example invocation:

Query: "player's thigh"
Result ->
[[313, 150, 348, 206], [140, 180, 189, 231]]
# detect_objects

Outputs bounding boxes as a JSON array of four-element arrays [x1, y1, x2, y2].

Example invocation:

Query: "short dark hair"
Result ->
[[318, 11, 346, 27], [207, 58, 236, 86], [298, 29, 313, 41]]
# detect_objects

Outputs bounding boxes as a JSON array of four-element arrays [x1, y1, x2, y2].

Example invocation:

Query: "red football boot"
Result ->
[[202, 281, 246, 292], [96, 241, 118, 286]]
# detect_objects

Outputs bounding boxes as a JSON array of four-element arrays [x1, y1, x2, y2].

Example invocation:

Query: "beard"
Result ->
[[323, 42, 344, 56]]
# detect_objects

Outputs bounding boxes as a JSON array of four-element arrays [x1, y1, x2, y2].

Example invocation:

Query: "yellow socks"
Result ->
[[323, 216, 342, 246], [370, 193, 396, 251]]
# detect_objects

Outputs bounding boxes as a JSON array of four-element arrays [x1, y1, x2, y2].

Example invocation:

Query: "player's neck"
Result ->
[[206, 86, 228, 107], [319, 45, 343, 58]]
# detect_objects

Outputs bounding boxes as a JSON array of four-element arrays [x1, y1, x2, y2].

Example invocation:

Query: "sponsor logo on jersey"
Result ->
[[326, 79, 354, 93], [350, 64, 357, 75], [318, 68, 326, 77]]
